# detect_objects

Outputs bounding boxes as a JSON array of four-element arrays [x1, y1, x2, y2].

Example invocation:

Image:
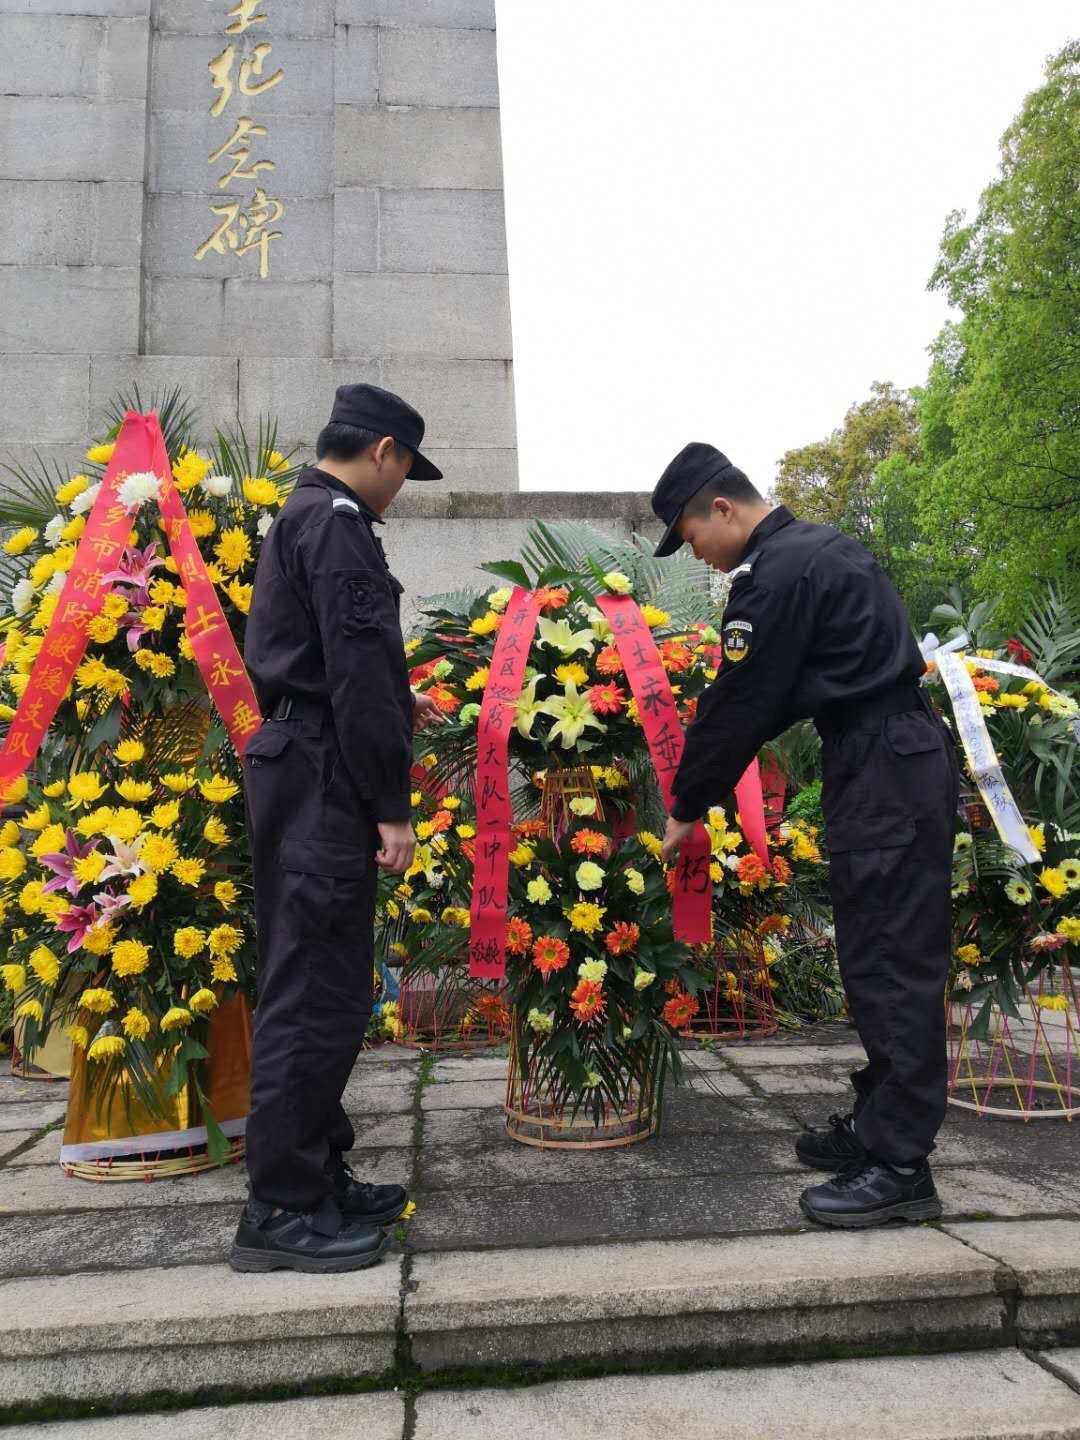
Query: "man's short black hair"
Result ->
[[316, 422, 412, 465], [681, 469, 764, 517]]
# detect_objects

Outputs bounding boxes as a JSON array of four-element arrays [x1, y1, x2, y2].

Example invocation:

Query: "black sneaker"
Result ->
[[799, 1159, 943, 1229], [229, 1196, 392, 1273], [794, 1112, 867, 1171], [330, 1158, 409, 1226]]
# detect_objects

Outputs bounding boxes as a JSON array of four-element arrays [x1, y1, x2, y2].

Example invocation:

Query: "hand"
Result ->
[[661, 815, 698, 866], [413, 691, 446, 731], [376, 820, 416, 874]]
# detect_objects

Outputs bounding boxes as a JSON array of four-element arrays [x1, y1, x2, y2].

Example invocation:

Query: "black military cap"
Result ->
[[651, 442, 749, 556], [330, 383, 443, 480]]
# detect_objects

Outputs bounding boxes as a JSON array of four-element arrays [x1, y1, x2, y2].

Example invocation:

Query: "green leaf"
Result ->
[[85, 702, 123, 753], [478, 560, 531, 589]]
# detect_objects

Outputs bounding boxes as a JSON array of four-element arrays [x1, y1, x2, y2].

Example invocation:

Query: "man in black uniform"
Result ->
[[230, 384, 443, 1273], [655, 443, 959, 1229]]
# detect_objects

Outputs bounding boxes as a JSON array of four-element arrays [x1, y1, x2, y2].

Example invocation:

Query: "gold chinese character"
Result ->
[[233, 700, 261, 736], [235, 187, 284, 279], [188, 604, 221, 637], [208, 42, 285, 117], [208, 116, 273, 189], [195, 200, 242, 262], [208, 45, 236, 118], [7, 728, 33, 759], [240, 43, 284, 97], [225, 0, 267, 34], [211, 654, 244, 687]]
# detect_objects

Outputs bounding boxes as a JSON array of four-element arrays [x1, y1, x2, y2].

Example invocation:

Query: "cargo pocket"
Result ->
[[885, 712, 942, 757], [279, 838, 371, 1013], [244, 723, 292, 769]]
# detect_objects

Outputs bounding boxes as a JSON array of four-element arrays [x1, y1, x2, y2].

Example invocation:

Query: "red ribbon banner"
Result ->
[[468, 586, 544, 979], [0, 410, 262, 800]]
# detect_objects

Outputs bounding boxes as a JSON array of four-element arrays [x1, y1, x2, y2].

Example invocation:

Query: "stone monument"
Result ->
[[0, 0, 658, 603]]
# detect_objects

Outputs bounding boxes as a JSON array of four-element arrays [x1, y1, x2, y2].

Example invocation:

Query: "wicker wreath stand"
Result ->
[[948, 963, 1079, 1120], [61, 994, 252, 1180]]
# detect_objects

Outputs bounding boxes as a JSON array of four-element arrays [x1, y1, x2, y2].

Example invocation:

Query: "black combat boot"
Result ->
[[794, 1111, 867, 1171], [329, 1157, 409, 1226], [229, 1196, 391, 1273], [799, 1158, 943, 1229]]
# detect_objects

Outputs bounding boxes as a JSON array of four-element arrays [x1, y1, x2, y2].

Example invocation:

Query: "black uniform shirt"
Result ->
[[244, 466, 414, 822], [670, 506, 925, 822]]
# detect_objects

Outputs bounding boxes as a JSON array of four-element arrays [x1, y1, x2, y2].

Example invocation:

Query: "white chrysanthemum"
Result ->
[[256, 512, 274, 538], [116, 471, 160, 513], [201, 474, 233, 498], [70, 482, 101, 515], [11, 579, 34, 616], [46, 570, 68, 596], [43, 515, 65, 548], [428, 871, 445, 890]]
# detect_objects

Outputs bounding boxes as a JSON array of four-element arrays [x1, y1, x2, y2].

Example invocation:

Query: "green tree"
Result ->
[[918, 40, 1080, 623]]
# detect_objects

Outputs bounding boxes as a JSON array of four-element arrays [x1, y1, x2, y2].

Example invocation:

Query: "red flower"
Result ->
[[409, 657, 444, 686], [662, 990, 699, 1030], [506, 916, 533, 956], [535, 586, 569, 611], [737, 854, 771, 886], [605, 921, 640, 956], [570, 978, 606, 1024], [1007, 638, 1033, 665], [426, 683, 461, 714], [532, 935, 570, 978], [588, 683, 626, 716], [569, 828, 607, 856], [658, 641, 693, 673], [596, 646, 624, 676]]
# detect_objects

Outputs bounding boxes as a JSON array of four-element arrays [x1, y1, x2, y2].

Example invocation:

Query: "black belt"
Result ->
[[270, 695, 330, 723], [815, 682, 925, 737]]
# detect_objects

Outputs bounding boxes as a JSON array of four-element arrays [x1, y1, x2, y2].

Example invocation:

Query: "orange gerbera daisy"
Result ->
[[972, 674, 999, 693], [771, 856, 792, 884], [588, 682, 626, 716], [605, 921, 640, 956], [595, 645, 624, 675], [736, 853, 771, 886], [662, 990, 699, 1029], [756, 913, 789, 937], [570, 978, 606, 1023], [475, 992, 511, 1027], [534, 585, 569, 611], [658, 640, 694, 673], [569, 828, 607, 856], [681, 697, 699, 724], [506, 916, 533, 956], [461, 839, 477, 864], [409, 658, 443, 686], [532, 935, 570, 978], [430, 810, 454, 833], [426, 683, 461, 714], [514, 819, 547, 839]]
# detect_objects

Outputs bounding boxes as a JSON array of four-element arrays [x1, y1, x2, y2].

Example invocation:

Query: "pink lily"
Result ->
[[101, 543, 165, 593], [92, 891, 132, 926], [39, 830, 100, 897], [55, 903, 102, 954], [98, 837, 144, 883]]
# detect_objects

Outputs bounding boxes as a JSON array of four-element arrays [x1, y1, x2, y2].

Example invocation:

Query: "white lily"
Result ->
[[536, 617, 597, 657], [537, 679, 606, 749]]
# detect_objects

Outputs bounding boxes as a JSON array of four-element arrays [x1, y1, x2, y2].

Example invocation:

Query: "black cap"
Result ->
[[651, 442, 749, 556], [329, 383, 443, 480]]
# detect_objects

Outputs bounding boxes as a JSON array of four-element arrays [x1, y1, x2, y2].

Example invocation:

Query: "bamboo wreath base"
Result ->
[[681, 936, 780, 1041], [504, 1014, 663, 1149], [947, 965, 1079, 1120], [397, 966, 511, 1052], [60, 995, 252, 1181]]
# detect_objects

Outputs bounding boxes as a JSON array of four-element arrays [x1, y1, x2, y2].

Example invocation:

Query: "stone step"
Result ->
[[8, 1351, 1080, 1438]]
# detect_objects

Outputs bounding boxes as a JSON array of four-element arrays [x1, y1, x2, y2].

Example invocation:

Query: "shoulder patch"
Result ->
[[727, 561, 753, 582], [722, 618, 752, 664], [332, 496, 360, 516]]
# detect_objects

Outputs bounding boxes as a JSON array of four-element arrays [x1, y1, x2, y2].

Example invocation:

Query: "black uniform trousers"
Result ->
[[243, 705, 377, 1212], [819, 697, 960, 1167]]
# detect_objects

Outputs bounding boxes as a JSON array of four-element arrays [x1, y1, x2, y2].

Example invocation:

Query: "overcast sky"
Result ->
[[495, 1, 1077, 496]]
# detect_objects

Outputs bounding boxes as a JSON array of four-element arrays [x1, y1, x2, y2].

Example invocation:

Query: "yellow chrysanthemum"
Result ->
[[99, 594, 128, 622], [211, 955, 238, 983], [52, 543, 77, 574], [178, 633, 195, 662], [1, 963, 27, 994], [174, 927, 207, 959], [186, 508, 217, 539], [86, 616, 119, 645], [465, 667, 490, 691], [567, 901, 606, 936], [639, 604, 671, 629], [172, 449, 213, 492], [509, 843, 536, 868], [127, 872, 158, 910], [30, 822, 66, 857], [203, 817, 229, 846], [85, 442, 115, 465], [160, 1006, 193, 1033], [139, 832, 179, 873], [116, 779, 153, 803], [28, 553, 56, 589], [268, 449, 290, 473], [242, 475, 279, 506], [208, 922, 243, 958], [65, 1023, 89, 1049], [114, 739, 145, 764], [55, 473, 89, 506], [149, 800, 181, 829], [107, 808, 143, 843], [0, 819, 20, 847], [160, 772, 195, 794], [87, 1034, 125, 1062], [139, 606, 165, 632], [555, 662, 590, 687], [98, 667, 128, 698], [72, 851, 107, 887], [1056, 917, 1080, 943], [122, 1008, 152, 1040], [75, 657, 109, 692], [0, 773, 29, 807], [171, 857, 205, 888], [214, 527, 252, 573], [2, 526, 37, 556], [0, 847, 27, 880], [214, 879, 239, 908], [61, 514, 86, 543], [456, 823, 476, 839], [199, 776, 239, 803], [189, 987, 218, 1014], [19, 802, 50, 833], [111, 939, 150, 977], [82, 922, 116, 957], [1039, 867, 1068, 900], [469, 611, 501, 636], [226, 579, 253, 614], [41, 780, 66, 800], [79, 987, 116, 1014], [19, 880, 45, 915]]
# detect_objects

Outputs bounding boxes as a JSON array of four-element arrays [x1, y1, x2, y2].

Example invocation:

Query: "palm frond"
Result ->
[[0, 452, 73, 531], [101, 384, 199, 457]]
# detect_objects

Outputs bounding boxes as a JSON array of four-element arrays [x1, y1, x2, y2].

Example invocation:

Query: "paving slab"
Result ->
[[661, 1094, 804, 1136], [720, 1044, 867, 1068], [949, 1220, 1080, 1345], [0, 1152, 411, 1214], [0, 1132, 36, 1163], [682, 1070, 754, 1098], [413, 1351, 1080, 1439], [936, 1167, 1080, 1220], [0, 1102, 65, 1132], [433, 1057, 509, 1082], [2, 1393, 406, 1440], [0, 1075, 68, 1106], [340, 1073, 416, 1114], [1043, 1347, 1080, 1392], [421, 1079, 506, 1110], [406, 1226, 1004, 1370], [745, 1069, 852, 1096], [0, 1257, 404, 1407], [0, 1202, 241, 1279], [343, 1062, 422, 1089]]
